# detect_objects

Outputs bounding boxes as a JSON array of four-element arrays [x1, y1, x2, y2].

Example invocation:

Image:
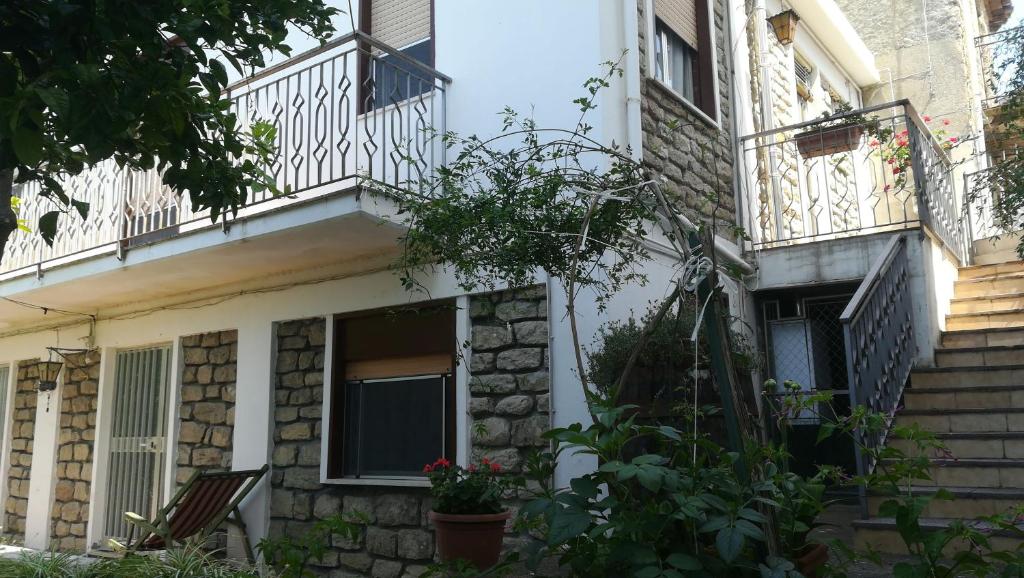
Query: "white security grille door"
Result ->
[[103, 347, 171, 540], [0, 366, 8, 454]]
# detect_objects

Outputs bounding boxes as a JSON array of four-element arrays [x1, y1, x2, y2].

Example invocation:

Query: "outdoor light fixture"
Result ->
[[38, 347, 92, 393], [767, 9, 800, 46], [37, 356, 63, 393]]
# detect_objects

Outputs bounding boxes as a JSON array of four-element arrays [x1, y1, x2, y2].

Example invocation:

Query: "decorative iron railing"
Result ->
[[840, 233, 915, 515], [1, 31, 449, 277], [739, 100, 970, 263]]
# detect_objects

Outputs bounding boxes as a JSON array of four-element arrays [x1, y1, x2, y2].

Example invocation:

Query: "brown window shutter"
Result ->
[[370, 0, 431, 49], [655, 0, 699, 49]]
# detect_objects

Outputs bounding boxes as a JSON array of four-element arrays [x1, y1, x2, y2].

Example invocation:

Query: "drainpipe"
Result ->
[[623, 0, 643, 162]]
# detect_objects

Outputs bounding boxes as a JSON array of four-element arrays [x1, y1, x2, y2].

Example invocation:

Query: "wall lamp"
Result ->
[[767, 9, 800, 46]]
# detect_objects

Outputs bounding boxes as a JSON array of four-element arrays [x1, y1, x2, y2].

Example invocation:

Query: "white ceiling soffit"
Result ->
[[789, 0, 881, 86]]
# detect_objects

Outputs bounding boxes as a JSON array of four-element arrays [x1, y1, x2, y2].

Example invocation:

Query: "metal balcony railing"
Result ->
[[739, 101, 970, 263], [1, 31, 449, 277]]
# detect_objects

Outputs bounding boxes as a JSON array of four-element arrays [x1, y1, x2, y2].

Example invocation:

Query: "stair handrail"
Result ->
[[841, 233, 917, 517]]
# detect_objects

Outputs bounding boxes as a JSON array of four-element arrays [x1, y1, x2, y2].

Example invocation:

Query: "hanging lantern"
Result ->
[[37, 358, 63, 392], [767, 10, 800, 46]]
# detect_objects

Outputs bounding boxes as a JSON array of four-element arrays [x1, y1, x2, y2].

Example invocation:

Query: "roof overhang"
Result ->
[[789, 0, 881, 86], [987, 0, 1014, 30]]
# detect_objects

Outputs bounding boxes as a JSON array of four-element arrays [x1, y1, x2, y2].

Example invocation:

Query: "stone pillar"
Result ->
[[50, 351, 100, 551], [4, 360, 37, 542], [176, 330, 238, 484]]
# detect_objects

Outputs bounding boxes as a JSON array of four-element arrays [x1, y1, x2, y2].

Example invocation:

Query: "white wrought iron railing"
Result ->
[[1, 31, 449, 277], [739, 100, 970, 264]]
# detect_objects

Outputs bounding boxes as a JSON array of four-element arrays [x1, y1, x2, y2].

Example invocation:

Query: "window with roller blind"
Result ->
[[652, 0, 718, 121], [360, 0, 434, 108], [325, 303, 456, 480]]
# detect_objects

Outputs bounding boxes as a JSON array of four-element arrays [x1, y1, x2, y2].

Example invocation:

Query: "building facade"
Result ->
[[0, 0, 748, 574]]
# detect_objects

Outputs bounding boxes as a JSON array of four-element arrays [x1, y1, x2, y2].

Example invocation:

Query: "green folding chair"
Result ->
[[110, 465, 269, 561]]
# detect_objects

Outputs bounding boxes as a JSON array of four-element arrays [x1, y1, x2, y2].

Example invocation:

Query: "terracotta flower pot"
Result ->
[[429, 510, 511, 570], [796, 543, 829, 578], [794, 125, 864, 158]]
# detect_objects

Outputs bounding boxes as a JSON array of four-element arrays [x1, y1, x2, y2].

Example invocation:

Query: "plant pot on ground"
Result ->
[[796, 542, 829, 578], [424, 457, 516, 570]]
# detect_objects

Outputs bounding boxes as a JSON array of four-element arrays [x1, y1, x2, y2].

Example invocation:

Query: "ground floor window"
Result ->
[[327, 303, 456, 479]]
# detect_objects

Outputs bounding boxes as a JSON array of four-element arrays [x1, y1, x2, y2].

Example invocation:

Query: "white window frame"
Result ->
[[645, 0, 722, 129], [0, 363, 16, 531], [319, 297, 470, 487]]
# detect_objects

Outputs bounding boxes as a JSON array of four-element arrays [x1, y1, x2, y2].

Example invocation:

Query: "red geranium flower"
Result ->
[[423, 464, 434, 473], [923, 115, 932, 122], [489, 462, 502, 473], [949, 136, 959, 144], [893, 167, 901, 174], [943, 119, 951, 126]]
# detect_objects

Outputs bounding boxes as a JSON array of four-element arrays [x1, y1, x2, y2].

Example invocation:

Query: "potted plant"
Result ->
[[425, 457, 513, 570], [794, 102, 868, 159]]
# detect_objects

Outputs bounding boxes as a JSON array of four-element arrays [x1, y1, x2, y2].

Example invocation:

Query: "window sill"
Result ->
[[646, 77, 721, 131], [321, 476, 431, 488]]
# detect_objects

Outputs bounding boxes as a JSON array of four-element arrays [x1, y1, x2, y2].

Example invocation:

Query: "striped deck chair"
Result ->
[[112, 465, 269, 561]]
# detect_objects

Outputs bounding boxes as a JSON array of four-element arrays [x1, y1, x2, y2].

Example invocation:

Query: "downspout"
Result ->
[[624, 0, 644, 163]]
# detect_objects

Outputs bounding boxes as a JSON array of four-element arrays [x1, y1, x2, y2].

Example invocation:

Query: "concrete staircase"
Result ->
[[854, 249, 1024, 554]]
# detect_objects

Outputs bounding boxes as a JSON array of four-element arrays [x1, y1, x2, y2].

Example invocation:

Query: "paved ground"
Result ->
[[812, 504, 917, 577]]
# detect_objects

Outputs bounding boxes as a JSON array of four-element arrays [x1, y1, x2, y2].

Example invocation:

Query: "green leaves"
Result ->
[[12, 127, 43, 166], [38, 211, 59, 245]]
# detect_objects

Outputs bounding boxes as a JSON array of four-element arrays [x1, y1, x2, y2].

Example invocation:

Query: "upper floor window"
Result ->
[[361, 0, 434, 107], [652, 0, 717, 120]]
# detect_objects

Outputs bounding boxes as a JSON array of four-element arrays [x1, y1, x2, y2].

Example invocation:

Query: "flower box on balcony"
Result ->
[[794, 125, 865, 158]]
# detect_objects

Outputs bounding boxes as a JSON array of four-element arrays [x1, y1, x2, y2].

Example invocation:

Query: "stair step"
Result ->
[[879, 458, 1024, 489], [896, 407, 1024, 432], [867, 486, 1024, 518], [888, 432, 1024, 459], [935, 345, 1024, 368], [941, 327, 1024, 348], [946, 310, 1024, 331], [950, 292, 1024, 314], [904, 386, 1024, 411], [854, 517, 1023, 554], [911, 365, 1024, 388], [955, 271, 1024, 297], [958, 261, 1024, 280]]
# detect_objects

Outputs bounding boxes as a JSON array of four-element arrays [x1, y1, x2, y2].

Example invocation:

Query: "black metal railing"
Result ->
[[740, 100, 970, 262], [1, 31, 450, 276], [840, 233, 916, 515]]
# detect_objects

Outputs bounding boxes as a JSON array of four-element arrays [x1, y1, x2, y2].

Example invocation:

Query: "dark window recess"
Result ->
[[343, 375, 447, 477], [369, 39, 434, 109], [327, 303, 456, 479]]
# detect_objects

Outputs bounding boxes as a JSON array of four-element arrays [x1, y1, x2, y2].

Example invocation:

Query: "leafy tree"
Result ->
[[970, 26, 1024, 256], [0, 0, 338, 263]]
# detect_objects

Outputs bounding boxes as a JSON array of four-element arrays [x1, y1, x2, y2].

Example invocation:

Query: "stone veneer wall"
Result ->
[[638, 0, 737, 227], [467, 286, 551, 474], [50, 351, 101, 551], [5, 360, 38, 541], [268, 289, 553, 578], [176, 330, 238, 485]]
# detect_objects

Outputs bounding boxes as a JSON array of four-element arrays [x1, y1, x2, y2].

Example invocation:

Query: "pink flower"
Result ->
[[923, 115, 932, 122], [884, 184, 892, 192], [869, 139, 880, 147], [489, 462, 502, 473], [887, 158, 895, 164], [900, 129, 909, 137], [423, 464, 434, 473], [893, 167, 902, 174], [949, 136, 959, 144], [943, 119, 951, 126]]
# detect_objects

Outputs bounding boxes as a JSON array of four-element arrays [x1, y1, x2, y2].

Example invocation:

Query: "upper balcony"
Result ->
[[1, 31, 449, 280], [738, 101, 970, 265]]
